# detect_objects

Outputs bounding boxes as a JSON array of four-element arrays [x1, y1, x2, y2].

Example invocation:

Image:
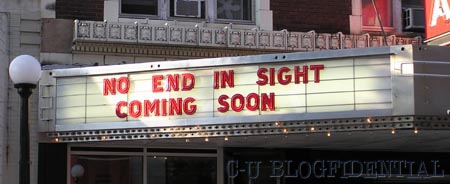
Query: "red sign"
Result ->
[[425, 0, 450, 39]]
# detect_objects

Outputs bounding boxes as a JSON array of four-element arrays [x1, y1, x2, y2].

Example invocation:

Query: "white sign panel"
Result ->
[[52, 56, 392, 126]]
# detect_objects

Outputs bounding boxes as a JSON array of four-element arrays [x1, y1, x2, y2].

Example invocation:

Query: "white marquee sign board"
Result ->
[[40, 48, 399, 131]]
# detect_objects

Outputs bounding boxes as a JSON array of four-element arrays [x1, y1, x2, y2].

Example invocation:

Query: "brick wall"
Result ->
[[271, 0, 352, 33], [56, 0, 104, 21]]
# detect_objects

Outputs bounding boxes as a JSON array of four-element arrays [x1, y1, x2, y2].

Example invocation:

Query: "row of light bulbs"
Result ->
[[51, 116, 419, 143], [53, 127, 420, 143], [181, 128, 421, 143]]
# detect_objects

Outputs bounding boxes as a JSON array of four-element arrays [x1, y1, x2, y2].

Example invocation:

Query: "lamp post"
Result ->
[[8, 55, 42, 184], [71, 164, 85, 184]]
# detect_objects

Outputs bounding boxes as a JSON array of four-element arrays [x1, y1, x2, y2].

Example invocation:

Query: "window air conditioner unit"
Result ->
[[174, 0, 201, 18], [403, 8, 425, 30]]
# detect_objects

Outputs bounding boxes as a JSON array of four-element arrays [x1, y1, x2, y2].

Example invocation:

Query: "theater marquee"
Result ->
[[40, 46, 416, 131]]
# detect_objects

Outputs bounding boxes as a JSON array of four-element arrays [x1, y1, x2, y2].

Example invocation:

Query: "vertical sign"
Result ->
[[425, 0, 450, 39]]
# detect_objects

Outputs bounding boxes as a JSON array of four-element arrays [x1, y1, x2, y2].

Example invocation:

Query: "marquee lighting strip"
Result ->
[[45, 115, 450, 143]]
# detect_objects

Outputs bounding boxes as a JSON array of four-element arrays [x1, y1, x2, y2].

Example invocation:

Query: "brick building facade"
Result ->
[[271, 0, 352, 33], [55, 0, 104, 21]]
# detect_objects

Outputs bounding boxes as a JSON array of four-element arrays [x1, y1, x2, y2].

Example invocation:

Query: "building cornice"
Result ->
[[73, 20, 422, 56], [72, 42, 278, 58]]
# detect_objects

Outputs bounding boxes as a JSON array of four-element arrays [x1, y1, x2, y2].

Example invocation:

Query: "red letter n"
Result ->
[[103, 78, 116, 96]]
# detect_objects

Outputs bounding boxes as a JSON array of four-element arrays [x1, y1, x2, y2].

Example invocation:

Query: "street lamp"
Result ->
[[71, 164, 85, 184], [8, 55, 42, 184]]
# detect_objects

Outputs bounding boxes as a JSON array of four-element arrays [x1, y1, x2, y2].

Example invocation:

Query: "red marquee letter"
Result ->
[[256, 68, 268, 86], [184, 97, 197, 115], [217, 95, 230, 112], [246, 93, 260, 111], [167, 74, 180, 91], [294, 65, 309, 84], [231, 94, 245, 112], [310, 65, 325, 83], [182, 73, 195, 91], [278, 67, 291, 85], [261, 93, 275, 111], [117, 77, 130, 94], [152, 75, 163, 92], [144, 99, 160, 116], [129, 100, 142, 118], [103, 78, 116, 96], [269, 68, 276, 86], [115, 101, 128, 118], [169, 98, 183, 115]]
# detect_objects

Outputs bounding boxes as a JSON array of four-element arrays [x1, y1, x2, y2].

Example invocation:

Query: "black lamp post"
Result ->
[[8, 55, 42, 184]]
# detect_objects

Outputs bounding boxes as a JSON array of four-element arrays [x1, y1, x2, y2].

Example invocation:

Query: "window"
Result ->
[[70, 147, 217, 184], [362, 0, 392, 27], [121, 0, 158, 16], [170, 0, 206, 19], [217, 0, 252, 21], [71, 155, 143, 184], [120, 0, 253, 22], [147, 156, 216, 184]]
